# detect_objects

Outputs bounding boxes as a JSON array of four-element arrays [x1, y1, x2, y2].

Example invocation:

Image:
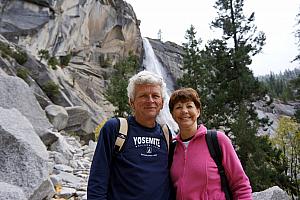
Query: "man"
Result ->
[[87, 70, 173, 200]]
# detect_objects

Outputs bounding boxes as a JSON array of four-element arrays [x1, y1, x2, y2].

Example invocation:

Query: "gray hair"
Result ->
[[127, 70, 166, 101]]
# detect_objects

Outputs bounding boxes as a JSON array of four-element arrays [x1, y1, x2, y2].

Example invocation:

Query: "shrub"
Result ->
[[38, 49, 50, 61], [16, 68, 30, 81], [42, 81, 60, 100], [0, 41, 13, 57], [13, 50, 28, 65], [48, 56, 59, 70], [60, 53, 72, 67]]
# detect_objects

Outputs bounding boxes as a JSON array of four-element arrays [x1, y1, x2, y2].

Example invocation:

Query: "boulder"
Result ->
[[0, 74, 57, 145], [0, 107, 55, 200], [0, 182, 26, 200], [253, 186, 291, 200], [45, 104, 69, 131], [65, 106, 96, 142]]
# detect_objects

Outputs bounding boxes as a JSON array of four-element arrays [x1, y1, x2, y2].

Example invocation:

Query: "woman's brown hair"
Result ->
[[169, 88, 201, 112]]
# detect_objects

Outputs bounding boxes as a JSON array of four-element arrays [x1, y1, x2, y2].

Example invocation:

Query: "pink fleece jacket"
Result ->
[[170, 124, 252, 200]]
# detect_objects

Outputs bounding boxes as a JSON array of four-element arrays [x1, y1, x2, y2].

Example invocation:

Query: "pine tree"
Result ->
[[105, 53, 139, 117]]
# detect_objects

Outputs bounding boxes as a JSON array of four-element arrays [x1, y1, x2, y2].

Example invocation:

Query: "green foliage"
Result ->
[[16, 67, 30, 81], [13, 50, 28, 65], [259, 70, 299, 102], [0, 41, 28, 64], [42, 81, 60, 100], [105, 53, 139, 117], [38, 49, 50, 61], [60, 53, 72, 67], [244, 135, 290, 192], [272, 116, 300, 197], [0, 41, 13, 57], [289, 73, 300, 100], [231, 104, 291, 192], [48, 56, 59, 70], [294, 109, 300, 123]]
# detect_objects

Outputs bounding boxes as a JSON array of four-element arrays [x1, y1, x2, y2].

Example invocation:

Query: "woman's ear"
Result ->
[[197, 108, 201, 118]]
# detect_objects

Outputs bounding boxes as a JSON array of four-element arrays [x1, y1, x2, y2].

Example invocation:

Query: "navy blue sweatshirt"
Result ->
[[87, 116, 172, 200]]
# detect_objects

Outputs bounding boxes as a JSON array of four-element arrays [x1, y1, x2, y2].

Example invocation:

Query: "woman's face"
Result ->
[[171, 100, 200, 129]]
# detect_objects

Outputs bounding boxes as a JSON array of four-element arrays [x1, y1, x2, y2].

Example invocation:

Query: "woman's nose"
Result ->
[[181, 106, 188, 113]]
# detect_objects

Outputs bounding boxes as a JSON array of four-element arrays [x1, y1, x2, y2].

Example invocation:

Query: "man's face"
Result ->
[[130, 84, 163, 122]]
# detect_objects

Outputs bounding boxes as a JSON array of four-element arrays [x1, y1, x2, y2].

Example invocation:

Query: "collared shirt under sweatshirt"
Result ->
[[170, 124, 252, 200], [87, 116, 172, 200]]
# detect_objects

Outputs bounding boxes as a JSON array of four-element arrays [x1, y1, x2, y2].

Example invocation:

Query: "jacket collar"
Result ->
[[175, 124, 207, 142]]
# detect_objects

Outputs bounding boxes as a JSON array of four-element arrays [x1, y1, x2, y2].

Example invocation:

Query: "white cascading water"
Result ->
[[142, 38, 179, 134]]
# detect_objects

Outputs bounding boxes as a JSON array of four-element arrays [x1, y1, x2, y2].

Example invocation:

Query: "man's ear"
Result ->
[[129, 100, 134, 109]]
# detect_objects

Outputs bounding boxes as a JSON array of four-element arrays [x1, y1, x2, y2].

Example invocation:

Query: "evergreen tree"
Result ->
[[105, 53, 139, 117]]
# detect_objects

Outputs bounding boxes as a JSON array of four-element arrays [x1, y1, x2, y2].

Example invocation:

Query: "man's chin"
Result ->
[[144, 111, 160, 118]]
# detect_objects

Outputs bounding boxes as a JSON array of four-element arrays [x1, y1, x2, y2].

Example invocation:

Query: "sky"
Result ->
[[125, 0, 300, 76]]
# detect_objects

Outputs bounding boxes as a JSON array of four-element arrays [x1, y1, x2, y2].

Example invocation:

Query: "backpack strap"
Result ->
[[206, 130, 232, 200], [161, 124, 170, 152], [114, 117, 128, 152]]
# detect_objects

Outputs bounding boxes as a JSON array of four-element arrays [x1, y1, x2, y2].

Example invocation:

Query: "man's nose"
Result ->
[[146, 95, 155, 102]]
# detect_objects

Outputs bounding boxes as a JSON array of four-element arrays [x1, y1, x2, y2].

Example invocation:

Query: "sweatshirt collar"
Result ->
[[175, 124, 207, 142]]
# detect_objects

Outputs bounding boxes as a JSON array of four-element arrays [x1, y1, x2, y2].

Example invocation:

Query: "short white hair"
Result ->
[[127, 70, 166, 101]]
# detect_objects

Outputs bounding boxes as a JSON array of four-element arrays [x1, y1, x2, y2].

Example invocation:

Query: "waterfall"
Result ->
[[142, 38, 179, 133]]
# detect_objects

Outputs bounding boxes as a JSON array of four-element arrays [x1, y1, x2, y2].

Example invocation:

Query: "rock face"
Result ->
[[0, 107, 55, 200], [0, 0, 142, 63], [147, 38, 184, 81], [254, 99, 298, 136]]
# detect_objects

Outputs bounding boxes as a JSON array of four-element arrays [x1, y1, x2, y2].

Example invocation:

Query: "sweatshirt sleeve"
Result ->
[[87, 118, 118, 200], [217, 132, 252, 200]]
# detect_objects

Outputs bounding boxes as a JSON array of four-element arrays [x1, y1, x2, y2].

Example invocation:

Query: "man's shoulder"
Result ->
[[106, 117, 119, 124]]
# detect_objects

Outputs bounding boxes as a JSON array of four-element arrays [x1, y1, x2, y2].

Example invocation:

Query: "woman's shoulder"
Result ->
[[215, 130, 233, 147]]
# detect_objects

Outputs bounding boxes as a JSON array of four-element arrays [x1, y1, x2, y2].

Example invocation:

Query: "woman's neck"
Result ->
[[179, 125, 198, 140]]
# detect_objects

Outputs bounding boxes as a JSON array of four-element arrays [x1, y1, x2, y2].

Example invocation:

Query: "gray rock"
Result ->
[[65, 106, 95, 142], [50, 132, 76, 161], [0, 107, 55, 200], [54, 164, 74, 173], [56, 171, 84, 188], [58, 187, 77, 199], [0, 74, 55, 145], [0, 182, 26, 200], [45, 104, 69, 131], [49, 151, 69, 165], [50, 174, 62, 188], [253, 186, 291, 200]]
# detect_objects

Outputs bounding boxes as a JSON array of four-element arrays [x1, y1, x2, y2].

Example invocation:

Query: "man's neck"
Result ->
[[134, 116, 156, 128]]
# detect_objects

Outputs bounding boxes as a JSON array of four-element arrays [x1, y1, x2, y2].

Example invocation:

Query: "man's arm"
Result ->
[[87, 119, 117, 200]]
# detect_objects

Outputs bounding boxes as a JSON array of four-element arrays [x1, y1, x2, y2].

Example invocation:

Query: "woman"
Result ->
[[169, 88, 252, 200]]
